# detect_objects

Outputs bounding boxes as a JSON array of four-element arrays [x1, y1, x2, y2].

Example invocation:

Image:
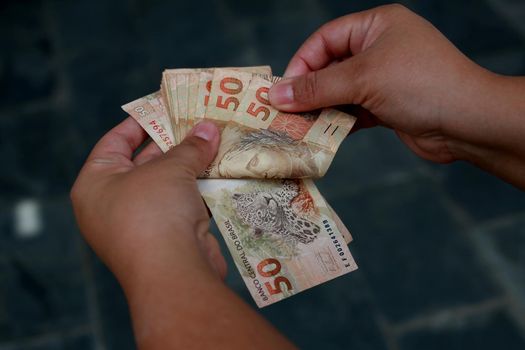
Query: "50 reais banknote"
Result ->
[[198, 178, 357, 307]]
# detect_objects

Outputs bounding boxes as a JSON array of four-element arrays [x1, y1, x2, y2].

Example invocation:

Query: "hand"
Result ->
[[269, 4, 503, 164], [71, 118, 294, 349], [71, 118, 227, 288]]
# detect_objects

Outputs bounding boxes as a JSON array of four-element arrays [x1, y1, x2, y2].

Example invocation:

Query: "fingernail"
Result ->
[[269, 80, 294, 106], [191, 121, 217, 142]]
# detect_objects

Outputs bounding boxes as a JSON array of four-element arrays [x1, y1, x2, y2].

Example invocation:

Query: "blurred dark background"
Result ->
[[1, 0, 525, 349]]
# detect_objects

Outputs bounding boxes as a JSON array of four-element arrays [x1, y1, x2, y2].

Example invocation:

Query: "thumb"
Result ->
[[269, 58, 362, 112], [166, 121, 220, 176]]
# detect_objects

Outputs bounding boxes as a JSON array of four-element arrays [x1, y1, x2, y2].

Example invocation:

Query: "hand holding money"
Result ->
[[70, 117, 296, 349], [70, 118, 227, 282], [269, 4, 498, 166]]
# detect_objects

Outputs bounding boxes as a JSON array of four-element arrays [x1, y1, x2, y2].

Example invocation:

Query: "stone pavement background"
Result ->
[[1, 0, 525, 349]]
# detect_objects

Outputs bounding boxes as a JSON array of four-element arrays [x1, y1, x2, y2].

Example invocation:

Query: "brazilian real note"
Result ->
[[201, 74, 357, 179], [198, 178, 357, 307]]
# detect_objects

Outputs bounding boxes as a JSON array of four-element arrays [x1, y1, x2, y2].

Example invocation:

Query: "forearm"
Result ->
[[119, 236, 295, 350], [448, 137, 525, 189], [445, 73, 525, 189]]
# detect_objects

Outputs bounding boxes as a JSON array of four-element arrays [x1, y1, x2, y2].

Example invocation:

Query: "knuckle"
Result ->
[[373, 3, 410, 24], [70, 183, 80, 205], [381, 4, 411, 23], [69, 179, 89, 220], [70, 174, 88, 207], [384, 3, 408, 13], [293, 71, 318, 104]]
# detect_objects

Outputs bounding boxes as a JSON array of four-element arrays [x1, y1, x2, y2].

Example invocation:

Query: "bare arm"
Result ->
[[124, 247, 294, 349]]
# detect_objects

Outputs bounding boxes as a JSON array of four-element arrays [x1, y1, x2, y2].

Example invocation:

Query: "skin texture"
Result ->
[[71, 119, 295, 350], [269, 4, 525, 189], [72, 4, 525, 349]]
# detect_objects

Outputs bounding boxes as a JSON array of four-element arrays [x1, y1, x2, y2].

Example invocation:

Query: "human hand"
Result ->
[[269, 4, 500, 164], [71, 118, 298, 349], [71, 118, 227, 290]]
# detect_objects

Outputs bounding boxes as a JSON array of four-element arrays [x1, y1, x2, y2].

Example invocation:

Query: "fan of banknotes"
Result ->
[[122, 66, 358, 307]]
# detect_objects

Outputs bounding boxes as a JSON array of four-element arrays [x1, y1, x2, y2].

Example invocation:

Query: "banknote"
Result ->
[[327, 202, 353, 244], [123, 90, 354, 249], [206, 69, 253, 123], [161, 66, 272, 129], [122, 65, 358, 308], [162, 71, 181, 142], [176, 73, 189, 136], [198, 178, 357, 307], [201, 73, 357, 179], [121, 92, 175, 152], [195, 70, 213, 123], [193, 66, 272, 127], [187, 72, 200, 131]]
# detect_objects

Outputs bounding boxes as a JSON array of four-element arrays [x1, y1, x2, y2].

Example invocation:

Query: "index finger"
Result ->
[[284, 10, 377, 77]]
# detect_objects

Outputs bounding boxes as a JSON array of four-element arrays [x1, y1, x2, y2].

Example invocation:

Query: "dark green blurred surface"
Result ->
[[1, 0, 525, 349]]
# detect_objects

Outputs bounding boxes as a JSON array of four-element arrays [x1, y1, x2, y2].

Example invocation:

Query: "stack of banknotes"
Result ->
[[122, 66, 358, 307]]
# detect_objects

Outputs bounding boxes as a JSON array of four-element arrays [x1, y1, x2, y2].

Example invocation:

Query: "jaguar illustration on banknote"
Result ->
[[232, 180, 321, 245]]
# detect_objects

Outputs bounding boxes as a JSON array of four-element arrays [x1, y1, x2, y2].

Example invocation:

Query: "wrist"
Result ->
[[441, 71, 525, 189], [110, 227, 219, 297], [120, 249, 230, 349], [441, 69, 525, 162]]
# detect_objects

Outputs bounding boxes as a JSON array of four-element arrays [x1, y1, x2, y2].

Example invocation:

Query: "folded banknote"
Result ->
[[122, 66, 358, 307]]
